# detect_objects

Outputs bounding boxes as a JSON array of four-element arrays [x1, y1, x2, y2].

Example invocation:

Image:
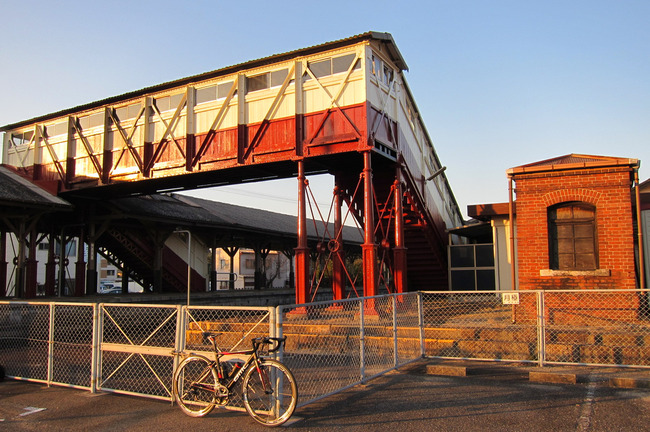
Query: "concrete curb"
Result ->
[[424, 359, 650, 389]]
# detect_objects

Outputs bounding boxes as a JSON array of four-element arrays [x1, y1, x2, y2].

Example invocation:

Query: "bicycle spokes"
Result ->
[[243, 360, 298, 426]]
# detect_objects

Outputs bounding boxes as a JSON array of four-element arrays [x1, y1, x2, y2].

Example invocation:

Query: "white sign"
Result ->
[[502, 292, 520, 305]]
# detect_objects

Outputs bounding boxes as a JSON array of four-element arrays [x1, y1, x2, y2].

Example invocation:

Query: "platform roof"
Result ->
[[104, 192, 362, 246], [0, 166, 71, 210]]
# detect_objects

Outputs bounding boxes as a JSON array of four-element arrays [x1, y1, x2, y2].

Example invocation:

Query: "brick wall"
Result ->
[[514, 166, 637, 292]]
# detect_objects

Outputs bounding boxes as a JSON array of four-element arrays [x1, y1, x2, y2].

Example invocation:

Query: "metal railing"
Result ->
[[1, 290, 650, 408]]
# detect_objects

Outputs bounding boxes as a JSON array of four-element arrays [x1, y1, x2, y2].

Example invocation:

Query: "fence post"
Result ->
[[90, 303, 100, 393], [536, 291, 546, 367], [173, 304, 185, 386], [393, 294, 398, 367], [418, 292, 425, 357], [359, 299, 366, 382], [47, 303, 55, 386], [272, 305, 283, 362]]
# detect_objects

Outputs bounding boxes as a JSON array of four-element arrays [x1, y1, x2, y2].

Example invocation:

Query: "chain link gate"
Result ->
[[96, 304, 275, 405], [98, 304, 180, 399]]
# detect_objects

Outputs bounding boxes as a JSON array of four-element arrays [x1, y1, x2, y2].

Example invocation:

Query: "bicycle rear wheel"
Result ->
[[242, 359, 298, 427], [173, 356, 218, 417]]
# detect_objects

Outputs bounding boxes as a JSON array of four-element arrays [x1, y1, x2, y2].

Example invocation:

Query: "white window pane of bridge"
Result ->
[[196, 86, 217, 104]]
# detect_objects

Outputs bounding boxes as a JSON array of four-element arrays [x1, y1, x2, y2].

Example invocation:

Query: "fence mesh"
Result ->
[[52, 304, 94, 387], [0, 302, 51, 381], [540, 290, 650, 366], [279, 293, 422, 406], [184, 307, 272, 353], [394, 293, 422, 364], [100, 304, 179, 398], [422, 291, 540, 362], [280, 299, 363, 405]]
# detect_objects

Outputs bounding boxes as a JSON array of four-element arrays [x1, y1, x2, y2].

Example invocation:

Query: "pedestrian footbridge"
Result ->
[[1, 32, 463, 303]]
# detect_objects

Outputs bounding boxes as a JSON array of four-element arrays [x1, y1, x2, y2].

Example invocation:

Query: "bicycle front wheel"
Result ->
[[242, 359, 298, 427], [173, 356, 218, 417]]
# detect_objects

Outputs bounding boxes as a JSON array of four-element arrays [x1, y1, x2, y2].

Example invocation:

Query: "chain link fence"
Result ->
[[1, 290, 650, 408], [0, 302, 95, 388], [421, 289, 650, 367], [277, 293, 422, 406]]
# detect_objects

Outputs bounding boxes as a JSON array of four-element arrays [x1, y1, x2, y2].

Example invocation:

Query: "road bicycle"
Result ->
[[172, 333, 298, 427]]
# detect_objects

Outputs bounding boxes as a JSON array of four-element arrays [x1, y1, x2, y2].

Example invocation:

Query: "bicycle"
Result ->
[[172, 333, 298, 427]]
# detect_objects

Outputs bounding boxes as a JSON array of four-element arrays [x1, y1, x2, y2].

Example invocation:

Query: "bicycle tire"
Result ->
[[173, 356, 218, 417], [242, 359, 298, 427]]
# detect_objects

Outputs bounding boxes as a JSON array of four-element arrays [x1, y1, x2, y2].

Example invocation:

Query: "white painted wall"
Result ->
[[492, 216, 517, 291]]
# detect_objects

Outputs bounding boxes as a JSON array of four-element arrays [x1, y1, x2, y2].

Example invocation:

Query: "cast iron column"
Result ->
[[294, 159, 310, 308], [332, 185, 345, 301], [362, 151, 378, 308], [393, 178, 407, 295]]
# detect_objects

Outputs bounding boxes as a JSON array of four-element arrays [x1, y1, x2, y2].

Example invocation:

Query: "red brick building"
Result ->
[[507, 154, 640, 292], [459, 154, 645, 325]]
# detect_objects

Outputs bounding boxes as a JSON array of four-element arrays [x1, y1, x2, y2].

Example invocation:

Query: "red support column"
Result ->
[[393, 178, 408, 296], [332, 185, 345, 302], [294, 159, 310, 310], [362, 151, 378, 312]]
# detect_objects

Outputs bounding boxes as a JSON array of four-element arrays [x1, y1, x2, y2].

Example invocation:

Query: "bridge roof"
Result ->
[[1, 31, 405, 132]]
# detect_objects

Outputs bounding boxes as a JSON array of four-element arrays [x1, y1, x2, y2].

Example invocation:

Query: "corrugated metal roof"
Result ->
[[109, 193, 362, 243], [1, 31, 404, 132], [0, 166, 72, 208], [507, 153, 639, 175], [524, 154, 614, 167]]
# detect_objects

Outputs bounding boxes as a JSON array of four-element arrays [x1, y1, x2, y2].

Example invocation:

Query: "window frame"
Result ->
[[547, 202, 598, 271]]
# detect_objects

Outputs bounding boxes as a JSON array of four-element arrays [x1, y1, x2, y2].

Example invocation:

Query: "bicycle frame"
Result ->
[[205, 334, 282, 395]]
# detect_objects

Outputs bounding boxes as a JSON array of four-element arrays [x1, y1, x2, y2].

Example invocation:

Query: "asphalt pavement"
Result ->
[[1, 361, 650, 431]]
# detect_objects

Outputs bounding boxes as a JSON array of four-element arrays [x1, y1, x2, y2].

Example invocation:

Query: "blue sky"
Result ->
[[1, 0, 648, 219]]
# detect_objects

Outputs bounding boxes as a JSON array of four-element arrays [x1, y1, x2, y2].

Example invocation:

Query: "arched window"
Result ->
[[548, 202, 597, 270]]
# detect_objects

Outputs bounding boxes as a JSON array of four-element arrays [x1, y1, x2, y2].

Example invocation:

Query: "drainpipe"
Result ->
[[635, 169, 645, 289]]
